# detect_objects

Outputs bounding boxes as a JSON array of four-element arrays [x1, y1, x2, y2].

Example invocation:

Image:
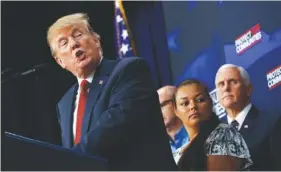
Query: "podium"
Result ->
[[2, 132, 108, 170]]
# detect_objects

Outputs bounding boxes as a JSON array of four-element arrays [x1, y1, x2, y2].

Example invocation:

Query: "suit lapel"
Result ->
[[81, 59, 115, 134], [82, 75, 109, 134], [62, 83, 78, 148], [239, 105, 259, 137]]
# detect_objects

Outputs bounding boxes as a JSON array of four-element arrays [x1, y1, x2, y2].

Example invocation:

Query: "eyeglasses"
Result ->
[[160, 99, 173, 108]]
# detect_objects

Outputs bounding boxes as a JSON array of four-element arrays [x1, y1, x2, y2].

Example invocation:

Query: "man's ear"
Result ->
[[173, 104, 180, 118], [55, 56, 66, 69], [92, 32, 101, 48], [247, 83, 253, 97]]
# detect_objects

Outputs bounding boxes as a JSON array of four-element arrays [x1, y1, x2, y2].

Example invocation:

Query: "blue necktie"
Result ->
[[231, 120, 239, 130]]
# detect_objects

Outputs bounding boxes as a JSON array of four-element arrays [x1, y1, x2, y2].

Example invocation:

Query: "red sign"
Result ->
[[235, 23, 262, 55]]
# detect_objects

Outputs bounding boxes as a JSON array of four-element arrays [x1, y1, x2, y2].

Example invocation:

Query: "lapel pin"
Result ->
[[244, 125, 248, 128], [99, 80, 104, 85]]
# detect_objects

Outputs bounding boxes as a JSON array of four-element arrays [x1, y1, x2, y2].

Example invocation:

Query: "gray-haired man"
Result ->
[[215, 64, 281, 170]]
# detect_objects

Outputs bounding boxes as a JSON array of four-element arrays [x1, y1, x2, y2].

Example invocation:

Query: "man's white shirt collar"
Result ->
[[227, 103, 252, 130], [77, 71, 95, 86]]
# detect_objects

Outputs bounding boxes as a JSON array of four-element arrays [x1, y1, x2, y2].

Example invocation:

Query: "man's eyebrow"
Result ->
[[55, 28, 79, 42], [216, 80, 223, 85], [72, 28, 81, 33], [217, 78, 237, 84], [160, 99, 173, 107], [55, 35, 66, 44]]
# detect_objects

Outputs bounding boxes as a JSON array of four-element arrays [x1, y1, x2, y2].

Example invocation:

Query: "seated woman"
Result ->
[[173, 79, 252, 171]]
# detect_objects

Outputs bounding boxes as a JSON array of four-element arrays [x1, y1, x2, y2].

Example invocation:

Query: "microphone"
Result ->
[[2, 63, 51, 84], [18, 63, 50, 76]]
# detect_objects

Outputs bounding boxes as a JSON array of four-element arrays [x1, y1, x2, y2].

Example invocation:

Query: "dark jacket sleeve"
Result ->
[[74, 58, 159, 158], [56, 105, 63, 146]]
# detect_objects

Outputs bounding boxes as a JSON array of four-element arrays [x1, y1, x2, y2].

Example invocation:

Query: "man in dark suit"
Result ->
[[215, 64, 281, 170], [46, 13, 177, 170]]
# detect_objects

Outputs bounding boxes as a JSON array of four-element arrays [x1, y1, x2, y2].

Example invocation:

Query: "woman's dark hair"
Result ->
[[173, 78, 212, 109]]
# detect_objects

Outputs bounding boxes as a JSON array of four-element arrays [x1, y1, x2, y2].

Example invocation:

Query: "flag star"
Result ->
[[121, 29, 128, 40], [116, 15, 123, 23], [120, 43, 129, 55]]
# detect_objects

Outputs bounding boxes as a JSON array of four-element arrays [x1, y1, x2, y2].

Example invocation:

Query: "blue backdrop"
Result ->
[[162, 1, 281, 118]]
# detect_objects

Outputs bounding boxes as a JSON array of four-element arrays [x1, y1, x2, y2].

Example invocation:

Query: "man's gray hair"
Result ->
[[157, 85, 177, 104], [215, 64, 251, 86]]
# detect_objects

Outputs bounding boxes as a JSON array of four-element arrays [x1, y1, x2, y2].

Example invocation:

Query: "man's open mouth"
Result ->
[[75, 50, 85, 59]]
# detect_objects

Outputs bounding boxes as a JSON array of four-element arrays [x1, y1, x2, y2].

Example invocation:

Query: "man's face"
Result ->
[[159, 93, 178, 129], [51, 24, 101, 77], [216, 67, 252, 111]]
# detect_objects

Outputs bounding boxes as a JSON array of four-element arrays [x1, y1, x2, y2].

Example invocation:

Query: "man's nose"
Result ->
[[222, 82, 230, 91], [69, 38, 80, 49]]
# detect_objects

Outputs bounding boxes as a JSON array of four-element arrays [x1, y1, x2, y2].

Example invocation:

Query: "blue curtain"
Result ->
[[123, 1, 173, 88]]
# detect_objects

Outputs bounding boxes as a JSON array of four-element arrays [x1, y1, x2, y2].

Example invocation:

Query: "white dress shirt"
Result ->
[[227, 103, 252, 131]]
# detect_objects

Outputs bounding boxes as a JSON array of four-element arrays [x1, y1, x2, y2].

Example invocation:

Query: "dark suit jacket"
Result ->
[[222, 105, 281, 170], [56, 57, 177, 170]]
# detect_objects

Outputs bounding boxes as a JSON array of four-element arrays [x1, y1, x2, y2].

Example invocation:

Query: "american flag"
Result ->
[[114, 0, 136, 58]]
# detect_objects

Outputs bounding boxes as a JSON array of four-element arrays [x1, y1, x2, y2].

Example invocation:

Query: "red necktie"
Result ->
[[75, 79, 90, 145]]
